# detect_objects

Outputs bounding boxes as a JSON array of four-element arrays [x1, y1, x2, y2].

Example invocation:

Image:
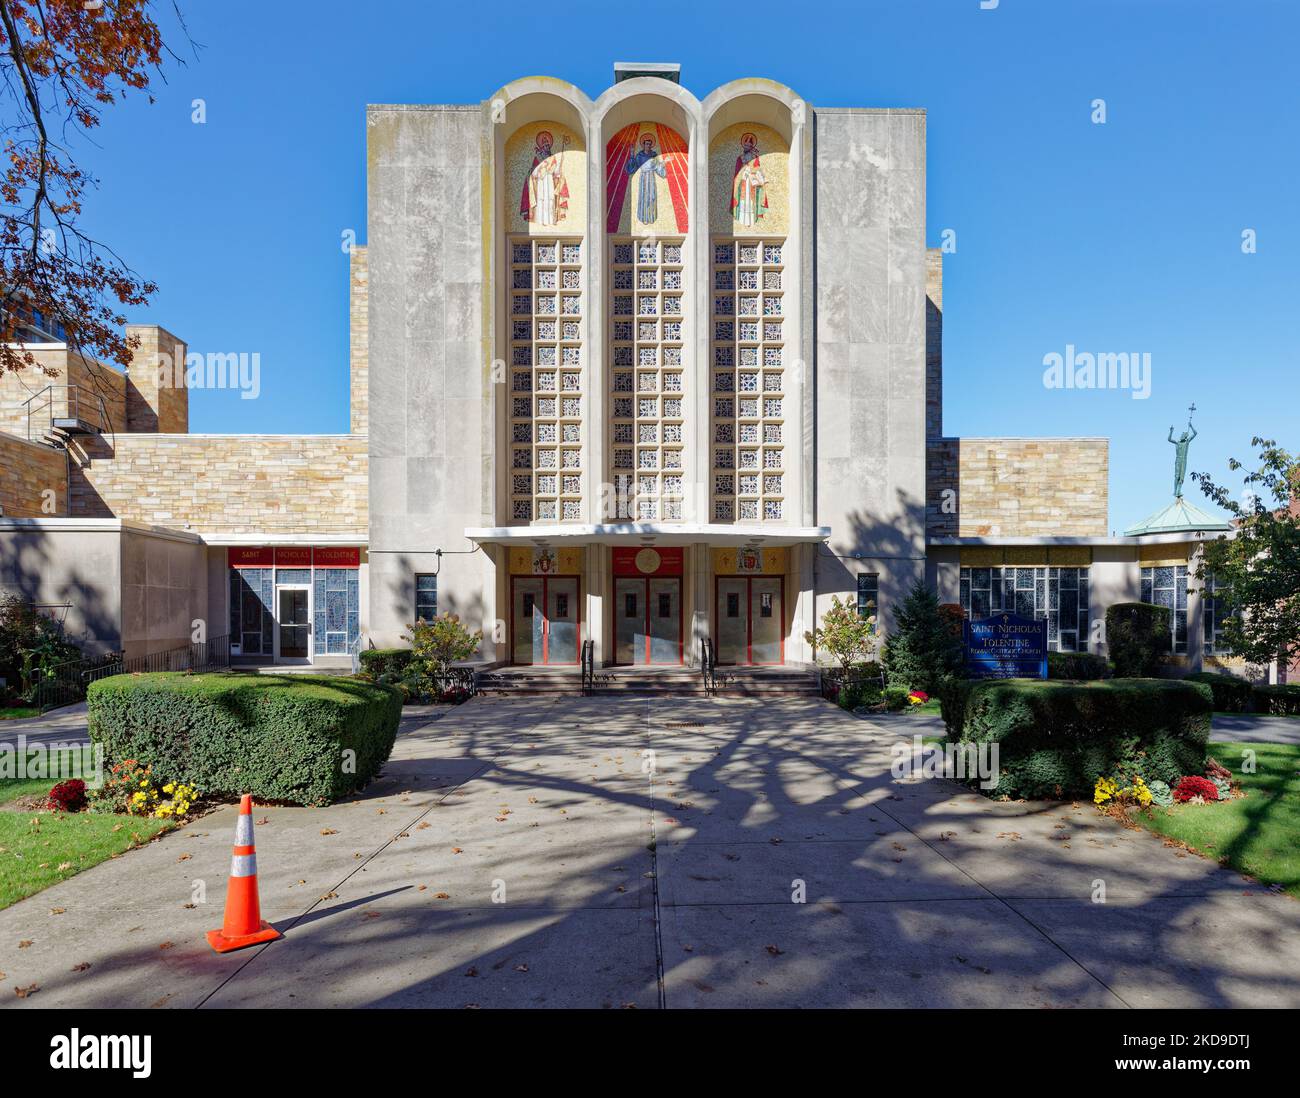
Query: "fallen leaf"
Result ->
[[70, 962, 91, 973], [320, 829, 338, 836], [435, 892, 450, 899], [416, 822, 431, 830], [17, 940, 32, 949], [14, 983, 38, 999], [177, 853, 192, 862], [765, 944, 783, 956], [49, 907, 65, 915], [159, 941, 173, 950]]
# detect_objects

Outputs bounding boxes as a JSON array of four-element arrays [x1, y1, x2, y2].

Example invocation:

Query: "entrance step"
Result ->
[[474, 665, 819, 698]]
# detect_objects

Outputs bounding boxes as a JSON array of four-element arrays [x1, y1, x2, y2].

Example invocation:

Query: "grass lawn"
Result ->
[[0, 706, 40, 721], [0, 812, 172, 910], [0, 746, 172, 910], [1133, 741, 1300, 899]]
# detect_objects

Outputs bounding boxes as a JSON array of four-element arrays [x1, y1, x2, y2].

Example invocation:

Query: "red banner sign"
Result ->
[[612, 546, 683, 576], [274, 546, 312, 567], [228, 546, 361, 569], [227, 546, 273, 568], [312, 547, 361, 568]]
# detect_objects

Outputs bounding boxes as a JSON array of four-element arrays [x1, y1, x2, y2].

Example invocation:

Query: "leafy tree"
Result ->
[[804, 594, 876, 673], [399, 613, 481, 700], [1192, 437, 1300, 667], [0, 1, 190, 380], [882, 581, 964, 693], [0, 593, 80, 701]]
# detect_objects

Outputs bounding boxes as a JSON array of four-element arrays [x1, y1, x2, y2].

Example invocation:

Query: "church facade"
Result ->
[[361, 65, 1240, 676], [0, 65, 1260, 681]]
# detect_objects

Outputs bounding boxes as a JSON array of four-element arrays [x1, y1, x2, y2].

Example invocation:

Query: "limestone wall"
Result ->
[[927, 436, 1109, 537], [0, 348, 127, 437], [67, 434, 368, 537], [350, 247, 369, 435], [0, 433, 67, 517]]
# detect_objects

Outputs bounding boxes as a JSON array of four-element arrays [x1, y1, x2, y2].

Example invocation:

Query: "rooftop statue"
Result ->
[[1168, 404, 1197, 500]]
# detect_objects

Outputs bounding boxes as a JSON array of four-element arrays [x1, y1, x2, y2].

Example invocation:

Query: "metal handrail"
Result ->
[[699, 637, 717, 696], [81, 634, 232, 688], [22, 383, 114, 447], [581, 639, 595, 696]]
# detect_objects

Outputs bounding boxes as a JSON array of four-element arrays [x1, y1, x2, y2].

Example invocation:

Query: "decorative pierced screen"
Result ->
[[508, 237, 584, 523], [711, 239, 785, 522], [609, 238, 685, 521]]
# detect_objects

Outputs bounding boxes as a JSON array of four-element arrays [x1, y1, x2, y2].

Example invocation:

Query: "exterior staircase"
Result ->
[[474, 664, 820, 698]]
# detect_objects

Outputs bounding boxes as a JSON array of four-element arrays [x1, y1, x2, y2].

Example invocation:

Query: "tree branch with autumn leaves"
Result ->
[[0, 0, 189, 383]]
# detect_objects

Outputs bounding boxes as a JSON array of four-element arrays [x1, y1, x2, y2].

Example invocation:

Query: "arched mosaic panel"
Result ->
[[708, 122, 789, 237], [505, 122, 587, 235], [605, 122, 689, 236]]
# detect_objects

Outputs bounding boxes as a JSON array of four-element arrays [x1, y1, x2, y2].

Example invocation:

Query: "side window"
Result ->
[[856, 573, 879, 624], [415, 574, 438, 622]]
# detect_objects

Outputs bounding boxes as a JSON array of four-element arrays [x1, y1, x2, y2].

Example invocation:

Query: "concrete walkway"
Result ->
[[4, 700, 1297, 749], [1, 695, 1298, 1009]]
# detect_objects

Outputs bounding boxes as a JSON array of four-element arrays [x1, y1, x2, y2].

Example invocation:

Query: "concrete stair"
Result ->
[[475, 665, 820, 698]]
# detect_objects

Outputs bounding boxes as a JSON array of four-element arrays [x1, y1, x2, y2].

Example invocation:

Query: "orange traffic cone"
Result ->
[[206, 794, 283, 953]]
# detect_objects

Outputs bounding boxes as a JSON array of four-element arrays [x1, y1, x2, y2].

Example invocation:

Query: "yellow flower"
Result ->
[[163, 783, 174, 795]]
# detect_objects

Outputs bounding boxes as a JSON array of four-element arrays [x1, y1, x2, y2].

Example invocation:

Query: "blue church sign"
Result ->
[[963, 613, 1048, 679]]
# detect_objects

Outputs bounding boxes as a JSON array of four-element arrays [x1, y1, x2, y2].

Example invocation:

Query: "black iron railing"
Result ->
[[28, 653, 116, 712], [81, 634, 232, 690], [699, 637, 717, 696], [818, 663, 886, 703], [581, 639, 595, 696], [439, 666, 478, 699]]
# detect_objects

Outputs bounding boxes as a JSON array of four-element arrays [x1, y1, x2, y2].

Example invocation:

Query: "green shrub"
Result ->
[[1047, 651, 1109, 680], [0, 594, 82, 703], [1253, 683, 1300, 716], [1186, 671, 1254, 712], [835, 681, 883, 711], [882, 582, 965, 694], [1105, 602, 1171, 677], [945, 678, 1211, 799], [357, 647, 413, 680], [86, 672, 402, 806], [882, 685, 912, 711]]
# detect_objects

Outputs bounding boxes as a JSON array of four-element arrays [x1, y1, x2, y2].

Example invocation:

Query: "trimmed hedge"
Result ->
[[86, 672, 402, 806], [1253, 683, 1300, 716], [357, 647, 413, 680], [1186, 671, 1254, 712], [1047, 651, 1109, 680], [941, 678, 1211, 799], [1105, 602, 1171, 677]]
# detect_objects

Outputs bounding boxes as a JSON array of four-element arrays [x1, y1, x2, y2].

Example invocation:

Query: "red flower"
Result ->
[[1172, 775, 1220, 803], [48, 779, 88, 812]]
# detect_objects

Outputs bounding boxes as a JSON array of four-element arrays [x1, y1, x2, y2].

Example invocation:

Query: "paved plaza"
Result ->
[[3, 696, 1299, 1009]]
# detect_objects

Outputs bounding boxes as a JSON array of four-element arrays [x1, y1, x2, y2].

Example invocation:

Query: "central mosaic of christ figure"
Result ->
[[625, 133, 666, 225]]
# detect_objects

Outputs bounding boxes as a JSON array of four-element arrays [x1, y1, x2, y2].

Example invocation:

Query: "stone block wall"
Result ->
[[125, 325, 189, 433], [350, 246, 369, 436], [927, 436, 1109, 537], [0, 348, 127, 437], [68, 434, 368, 537], [0, 433, 67, 517]]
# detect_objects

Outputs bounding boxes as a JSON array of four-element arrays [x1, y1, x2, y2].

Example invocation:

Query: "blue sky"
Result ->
[[77, 0, 1297, 530]]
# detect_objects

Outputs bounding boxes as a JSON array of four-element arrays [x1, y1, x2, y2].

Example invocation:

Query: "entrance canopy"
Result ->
[[464, 522, 831, 547]]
